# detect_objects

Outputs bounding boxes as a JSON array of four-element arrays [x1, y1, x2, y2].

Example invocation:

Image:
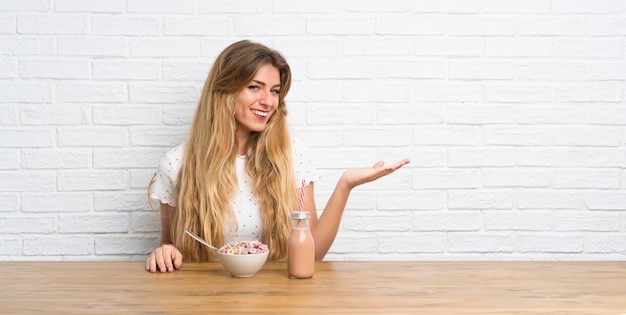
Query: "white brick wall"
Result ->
[[1, 0, 625, 261]]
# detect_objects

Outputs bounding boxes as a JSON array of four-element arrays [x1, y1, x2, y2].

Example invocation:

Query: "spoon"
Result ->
[[184, 229, 220, 252]]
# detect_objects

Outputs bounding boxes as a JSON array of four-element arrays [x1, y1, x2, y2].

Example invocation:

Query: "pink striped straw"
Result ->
[[298, 179, 306, 212]]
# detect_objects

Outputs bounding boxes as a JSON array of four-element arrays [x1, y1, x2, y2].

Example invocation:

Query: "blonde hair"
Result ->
[[149, 40, 298, 261]]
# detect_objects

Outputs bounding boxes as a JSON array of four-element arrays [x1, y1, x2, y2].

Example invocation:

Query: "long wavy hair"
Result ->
[[149, 40, 298, 261]]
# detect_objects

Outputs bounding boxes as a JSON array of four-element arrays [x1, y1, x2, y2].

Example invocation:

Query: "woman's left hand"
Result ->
[[339, 158, 411, 190]]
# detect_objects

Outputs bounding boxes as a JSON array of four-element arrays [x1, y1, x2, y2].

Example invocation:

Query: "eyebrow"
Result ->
[[252, 79, 281, 89]]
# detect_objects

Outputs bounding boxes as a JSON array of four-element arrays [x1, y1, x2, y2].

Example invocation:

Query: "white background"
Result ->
[[1, 0, 625, 261]]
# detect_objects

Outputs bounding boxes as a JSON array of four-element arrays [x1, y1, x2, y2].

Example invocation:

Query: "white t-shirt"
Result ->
[[149, 137, 319, 243]]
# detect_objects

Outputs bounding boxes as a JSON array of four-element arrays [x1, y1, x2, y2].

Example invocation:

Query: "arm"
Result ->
[[307, 158, 411, 260], [145, 203, 183, 273]]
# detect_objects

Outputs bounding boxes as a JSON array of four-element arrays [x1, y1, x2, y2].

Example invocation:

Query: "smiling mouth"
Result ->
[[251, 109, 268, 118]]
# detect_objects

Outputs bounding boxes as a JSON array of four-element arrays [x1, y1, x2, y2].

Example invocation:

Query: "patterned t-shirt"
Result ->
[[149, 137, 319, 243]]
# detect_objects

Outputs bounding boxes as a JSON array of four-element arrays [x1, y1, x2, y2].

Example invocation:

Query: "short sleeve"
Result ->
[[291, 137, 320, 188], [150, 144, 185, 207]]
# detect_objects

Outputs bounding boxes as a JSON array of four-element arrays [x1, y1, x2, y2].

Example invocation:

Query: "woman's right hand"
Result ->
[[146, 244, 183, 273]]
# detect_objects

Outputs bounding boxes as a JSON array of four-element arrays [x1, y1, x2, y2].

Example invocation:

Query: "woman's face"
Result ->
[[234, 64, 281, 136]]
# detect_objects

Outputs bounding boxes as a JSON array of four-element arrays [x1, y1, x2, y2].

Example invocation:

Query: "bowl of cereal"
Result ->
[[217, 240, 269, 277]]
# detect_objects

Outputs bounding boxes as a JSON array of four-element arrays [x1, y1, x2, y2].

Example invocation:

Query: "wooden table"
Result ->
[[1, 261, 625, 314]]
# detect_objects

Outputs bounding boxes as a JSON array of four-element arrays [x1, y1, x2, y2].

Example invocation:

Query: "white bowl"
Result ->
[[217, 250, 269, 277]]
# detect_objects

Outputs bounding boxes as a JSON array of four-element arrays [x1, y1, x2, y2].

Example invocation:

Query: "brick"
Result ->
[[552, 169, 619, 189], [379, 234, 445, 253], [343, 214, 412, 232], [484, 169, 550, 188], [307, 58, 375, 79], [553, 0, 622, 13], [0, 15, 16, 34], [20, 104, 91, 125], [58, 127, 128, 147], [484, 211, 552, 231], [234, 16, 305, 36], [59, 213, 129, 233], [448, 148, 517, 167], [93, 105, 162, 125], [449, 16, 515, 36], [484, 126, 551, 146], [55, 0, 124, 12], [411, 82, 481, 102], [131, 212, 160, 232], [486, 38, 552, 57], [517, 62, 585, 81], [23, 236, 92, 255], [516, 234, 583, 253], [343, 128, 411, 147], [272, 38, 341, 57], [164, 17, 229, 36], [378, 104, 444, 124], [95, 235, 158, 255], [379, 147, 445, 168], [58, 36, 128, 57], [57, 81, 128, 103], [517, 105, 586, 124], [273, 0, 340, 13], [588, 17, 626, 36], [411, 170, 481, 189], [588, 63, 626, 80], [0, 129, 53, 148], [412, 211, 482, 231], [518, 148, 587, 167], [554, 83, 623, 102], [0, 0, 49, 11], [484, 0, 551, 13], [411, 0, 481, 13], [0, 149, 18, 170], [21, 148, 90, 169], [344, 0, 411, 12], [518, 17, 585, 36], [0, 36, 54, 55], [518, 190, 584, 210], [17, 15, 87, 34], [553, 127, 621, 147], [163, 105, 195, 125], [412, 126, 481, 146], [0, 58, 16, 78], [584, 191, 626, 210], [447, 104, 515, 124], [92, 16, 160, 35], [312, 148, 377, 169], [95, 192, 150, 211], [377, 16, 445, 35], [93, 148, 164, 169], [199, 0, 268, 13], [93, 60, 160, 80], [0, 104, 17, 125], [448, 190, 514, 210], [0, 194, 19, 212], [162, 61, 212, 81], [21, 193, 91, 212], [0, 216, 56, 233], [0, 236, 21, 255], [127, 0, 194, 13], [345, 38, 414, 56], [58, 170, 127, 191], [307, 17, 374, 35], [377, 191, 446, 210], [0, 81, 51, 102], [554, 211, 620, 232], [287, 81, 342, 102], [449, 60, 515, 80], [20, 59, 90, 79], [448, 233, 515, 253], [378, 59, 446, 79], [483, 83, 552, 103], [129, 83, 199, 104], [586, 148, 626, 167], [554, 39, 622, 58], [584, 234, 626, 253], [331, 233, 378, 253], [130, 127, 188, 147]]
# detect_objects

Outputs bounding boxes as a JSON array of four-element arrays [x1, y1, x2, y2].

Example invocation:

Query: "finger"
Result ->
[[172, 249, 183, 270], [154, 247, 167, 273], [146, 253, 157, 273], [163, 246, 175, 272], [372, 161, 385, 169]]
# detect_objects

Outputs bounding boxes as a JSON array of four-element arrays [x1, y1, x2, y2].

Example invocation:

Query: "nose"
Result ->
[[259, 89, 273, 107]]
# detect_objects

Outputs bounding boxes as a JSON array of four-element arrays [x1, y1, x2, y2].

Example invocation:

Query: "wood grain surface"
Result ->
[[1, 261, 625, 314]]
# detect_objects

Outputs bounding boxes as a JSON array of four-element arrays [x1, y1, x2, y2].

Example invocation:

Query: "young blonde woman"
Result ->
[[146, 40, 410, 273]]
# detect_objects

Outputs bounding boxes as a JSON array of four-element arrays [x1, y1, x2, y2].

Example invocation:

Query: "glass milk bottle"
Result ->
[[287, 211, 315, 279]]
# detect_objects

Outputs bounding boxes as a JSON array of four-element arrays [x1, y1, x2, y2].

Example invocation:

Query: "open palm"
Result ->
[[340, 158, 411, 189]]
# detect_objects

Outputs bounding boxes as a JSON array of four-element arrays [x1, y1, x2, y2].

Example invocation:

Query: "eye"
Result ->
[[248, 85, 260, 91], [270, 88, 280, 95]]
